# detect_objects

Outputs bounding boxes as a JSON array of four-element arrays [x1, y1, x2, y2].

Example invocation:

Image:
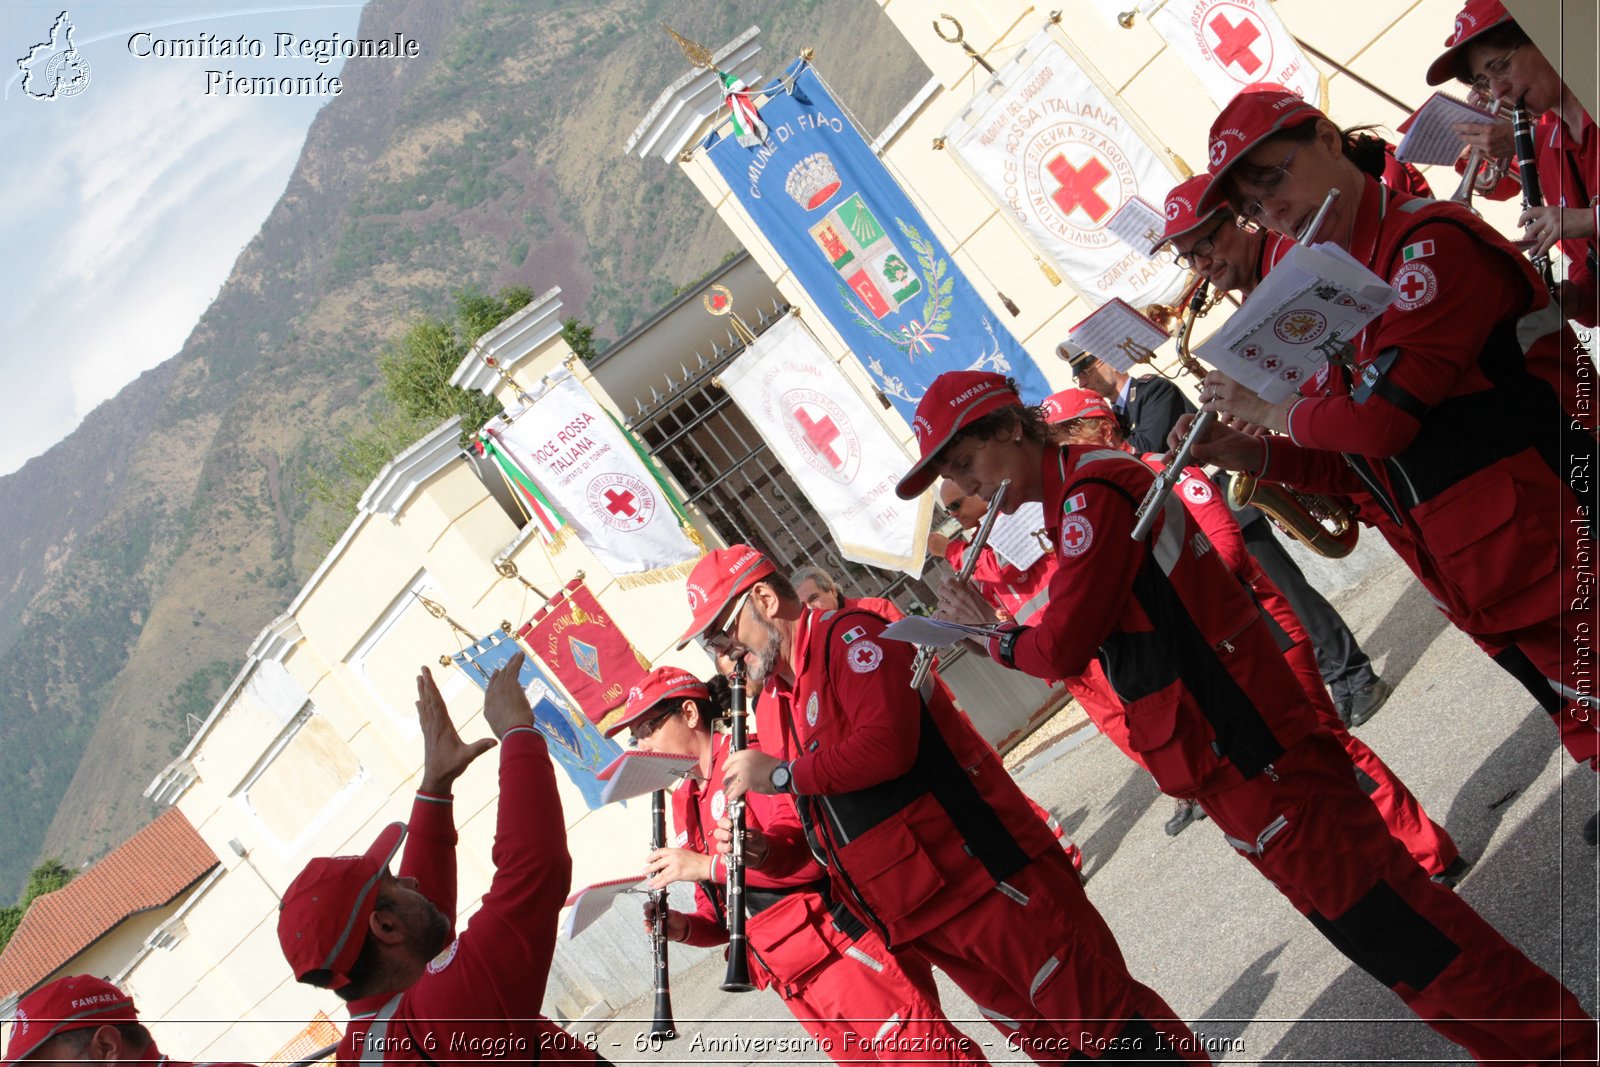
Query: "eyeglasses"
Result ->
[[703, 590, 752, 656], [1238, 143, 1303, 222], [942, 497, 967, 518], [1469, 46, 1521, 97], [1170, 216, 1228, 270], [628, 708, 677, 746]]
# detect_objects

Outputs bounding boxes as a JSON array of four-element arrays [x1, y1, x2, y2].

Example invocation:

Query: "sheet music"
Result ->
[[1192, 242, 1394, 403], [1106, 196, 1170, 255], [880, 615, 1005, 648], [597, 750, 700, 805], [986, 501, 1049, 571], [1395, 91, 1497, 166], [1067, 298, 1171, 372], [563, 876, 646, 939]]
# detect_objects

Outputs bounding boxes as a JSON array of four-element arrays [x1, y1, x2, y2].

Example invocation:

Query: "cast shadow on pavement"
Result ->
[[1078, 766, 1162, 882], [1193, 941, 1286, 1049], [1261, 784, 1595, 1064], [1354, 577, 1452, 691]]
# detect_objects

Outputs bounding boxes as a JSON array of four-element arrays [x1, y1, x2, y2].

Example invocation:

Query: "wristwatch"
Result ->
[[769, 760, 794, 794]]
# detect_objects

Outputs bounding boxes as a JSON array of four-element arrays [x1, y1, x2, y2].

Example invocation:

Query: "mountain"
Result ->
[[0, 0, 929, 898]]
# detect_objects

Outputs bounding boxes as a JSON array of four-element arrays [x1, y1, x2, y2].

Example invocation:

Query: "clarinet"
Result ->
[[1131, 188, 1342, 542], [648, 789, 677, 1040], [1511, 99, 1559, 293], [720, 662, 755, 992]]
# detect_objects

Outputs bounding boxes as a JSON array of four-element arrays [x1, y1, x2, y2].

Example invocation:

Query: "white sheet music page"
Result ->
[[1067, 298, 1171, 373], [880, 615, 1005, 648], [1106, 196, 1171, 256], [1395, 91, 1497, 166], [597, 750, 700, 805], [1192, 242, 1395, 403], [563, 876, 646, 939], [986, 501, 1049, 571]]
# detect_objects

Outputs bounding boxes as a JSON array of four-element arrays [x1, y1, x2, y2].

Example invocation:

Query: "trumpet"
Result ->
[[648, 789, 677, 1039], [720, 662, 755, 993], [1449, 97, 1515, 211], [1133, 188, 1341, 542], [911, 479, 1010, 689]]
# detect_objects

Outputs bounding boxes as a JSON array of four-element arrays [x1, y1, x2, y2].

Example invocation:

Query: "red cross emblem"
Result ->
[[1208, 12, 1264, 75], [604, 488, 637, 517], [1392, 263, 1437, 309], [1059, 514, 1094, 557], [1046, 153, 1113, 223], [793, 406, 843, 468], [1398, 274, 1427, 301]]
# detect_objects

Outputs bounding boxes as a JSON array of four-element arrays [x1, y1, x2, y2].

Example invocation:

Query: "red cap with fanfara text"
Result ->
[[1198, 85, 1325, 214], [895, 371, 1021, 500], [1425, 0, 1514, 85], [3, 976, 138, 1066], [605, 666, 710, 737], [676, 545, 777, 650], [1154, 174, 1226, 254]]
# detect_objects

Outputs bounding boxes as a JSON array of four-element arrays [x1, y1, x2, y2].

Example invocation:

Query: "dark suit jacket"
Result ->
[[1119, 375, 1194, 454]]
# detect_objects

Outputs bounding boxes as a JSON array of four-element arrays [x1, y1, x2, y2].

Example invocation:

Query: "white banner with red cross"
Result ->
[[1141, 0, 1323, 110], [719, 314, 933, 577], [493, 370, 699, 583], [944, 28, 1190, 310]]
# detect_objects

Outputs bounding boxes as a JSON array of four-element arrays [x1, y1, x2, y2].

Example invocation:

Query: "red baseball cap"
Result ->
[[1425, 0, 1514, 85], [676, 545, 777, 650], [1041, 388, 1116, 425], [1198, 85, 1325, 214], [1154, 174, 1225, 254], [894, 371, 1021, 500], [3, 976, 138, 1066], [605, 666, 710, 737], [277, 822, 406, 990]]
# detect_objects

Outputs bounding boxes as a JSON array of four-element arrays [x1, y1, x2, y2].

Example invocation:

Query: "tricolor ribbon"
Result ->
[[899, 319, 950, 354], [719, 70, 768, 148]]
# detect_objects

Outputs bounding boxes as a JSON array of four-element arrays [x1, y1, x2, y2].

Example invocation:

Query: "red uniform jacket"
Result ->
[[669, 733, 857, 993], [1536, 107, 1599, 325], [1258, 177, 1594, 635], [762, 607, 1061, 948], [338, 730, 596, 1065], [992, 445, 1318, 798], [942, 539, 1054, 623]]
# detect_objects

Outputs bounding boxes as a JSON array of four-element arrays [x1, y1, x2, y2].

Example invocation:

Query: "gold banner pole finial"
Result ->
[[493, 559, 551, 602], [931, 15, 995, 75], [661, 24, 716, 70]]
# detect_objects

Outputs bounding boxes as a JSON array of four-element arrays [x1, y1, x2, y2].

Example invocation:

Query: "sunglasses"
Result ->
[[702, 590, 752, 656], [628, 707, 677, 745]]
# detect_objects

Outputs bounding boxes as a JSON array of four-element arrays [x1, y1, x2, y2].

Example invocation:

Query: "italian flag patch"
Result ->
[[1402, 240, 1435, 262], [841, 626, 867, 644], [1063, 492, 1088, 515]]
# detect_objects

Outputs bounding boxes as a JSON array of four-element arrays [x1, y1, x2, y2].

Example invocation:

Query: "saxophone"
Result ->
[[1143, 274, 1361, 559]]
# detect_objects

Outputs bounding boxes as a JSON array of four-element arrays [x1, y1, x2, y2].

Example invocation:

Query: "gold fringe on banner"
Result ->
[[613, 556, 699, 590]]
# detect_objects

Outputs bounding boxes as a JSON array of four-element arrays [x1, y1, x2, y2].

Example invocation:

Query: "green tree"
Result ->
[[561, 317, 600, 363], [0, 858, 76, 952], [306, 286, 533, 544]]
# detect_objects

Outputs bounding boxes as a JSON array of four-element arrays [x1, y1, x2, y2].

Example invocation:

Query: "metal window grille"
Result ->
[[627, 304, 932, 610]]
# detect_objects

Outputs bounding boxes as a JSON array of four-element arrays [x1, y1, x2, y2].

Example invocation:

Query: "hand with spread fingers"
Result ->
[[934, 573, 1001, 626], [644, 846, 712, 889], [1169, 412, 1271, 474], [416, 666, 498, 794], [1197, 370, 1287, 433], [1518, 204, 1597, 259]]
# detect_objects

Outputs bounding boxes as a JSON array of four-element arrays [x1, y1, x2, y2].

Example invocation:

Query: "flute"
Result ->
[[911, 479, 1011, 689], [719, 662, 755, 992], [648, 789, 677, 1039], [1130, 188, 1341, 542]]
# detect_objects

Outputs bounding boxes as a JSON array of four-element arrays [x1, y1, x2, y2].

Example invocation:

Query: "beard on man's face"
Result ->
[[402, 896, 453, 961], [743, 607, 783, 686]]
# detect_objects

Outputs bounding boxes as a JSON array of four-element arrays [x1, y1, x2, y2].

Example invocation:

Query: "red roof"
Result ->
[[0, 808, 218, 998]]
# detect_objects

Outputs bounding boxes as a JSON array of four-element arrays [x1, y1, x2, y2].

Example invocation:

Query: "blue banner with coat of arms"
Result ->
[[452, 630, 621, 810], [703, 61, 1052, 421]]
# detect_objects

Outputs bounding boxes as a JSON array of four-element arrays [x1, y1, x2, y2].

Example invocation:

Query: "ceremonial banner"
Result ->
[[519, 579, 649, 724], [720, 315, 933, 576], [452, 629, 621, 810], [1141, 0, 1323, 110], [490, 371, 699, 585], [703, 60, 1053, 417], [477, 432, 566, 544], [945, 30, 1189, 309]]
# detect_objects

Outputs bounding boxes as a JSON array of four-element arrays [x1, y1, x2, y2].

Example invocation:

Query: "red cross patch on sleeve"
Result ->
[[1391, 262, 1438, 311]]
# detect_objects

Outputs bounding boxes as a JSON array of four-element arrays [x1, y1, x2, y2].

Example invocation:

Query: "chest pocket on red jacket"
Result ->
[[834, 798, 950, 924], [1409, 455, 1559, 618]]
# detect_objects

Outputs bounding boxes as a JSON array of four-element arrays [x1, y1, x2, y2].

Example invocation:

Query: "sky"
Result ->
[[0, 1, 370, 476]]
